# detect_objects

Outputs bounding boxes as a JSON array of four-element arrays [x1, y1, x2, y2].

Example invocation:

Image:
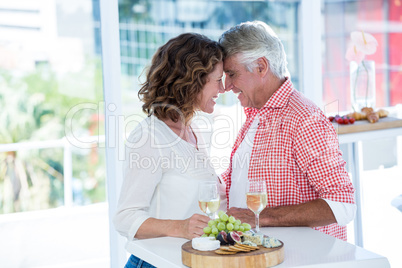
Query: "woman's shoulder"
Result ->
[[126, 115, 188, 151], [125, 115, 163, 149], [127, 115, 166, 139], [127, 116, 150, 142]]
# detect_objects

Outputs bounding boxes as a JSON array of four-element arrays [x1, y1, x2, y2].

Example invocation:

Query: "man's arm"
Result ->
[[227, 199, 336, 228]]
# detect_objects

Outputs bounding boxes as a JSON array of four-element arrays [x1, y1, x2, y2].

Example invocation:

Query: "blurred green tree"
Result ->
[[0, 58, 106, 213]]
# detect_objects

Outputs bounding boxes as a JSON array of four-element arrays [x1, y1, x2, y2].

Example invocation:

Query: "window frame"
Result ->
[[100, 0, 127, 267]]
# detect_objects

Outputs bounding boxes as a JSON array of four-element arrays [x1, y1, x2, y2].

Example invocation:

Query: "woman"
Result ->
[[113, 33, 224, 268]]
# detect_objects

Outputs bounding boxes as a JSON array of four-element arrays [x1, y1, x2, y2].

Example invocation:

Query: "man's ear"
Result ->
[[256, 57, 269, 77]]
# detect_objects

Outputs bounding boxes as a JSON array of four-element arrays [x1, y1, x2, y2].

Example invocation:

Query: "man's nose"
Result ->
[[218, 82, 225, 93], [224, 77, 232, 91]]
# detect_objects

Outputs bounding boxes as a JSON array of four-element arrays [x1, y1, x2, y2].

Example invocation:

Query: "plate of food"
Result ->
[[181, 212, 284, 268]]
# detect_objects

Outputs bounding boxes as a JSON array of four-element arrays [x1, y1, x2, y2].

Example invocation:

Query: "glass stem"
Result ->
[[210, 212, 215, 220], [255, 213, 260, 233]]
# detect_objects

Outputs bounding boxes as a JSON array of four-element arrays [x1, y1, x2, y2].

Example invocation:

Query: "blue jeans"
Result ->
[[124, 254, 156, 268]]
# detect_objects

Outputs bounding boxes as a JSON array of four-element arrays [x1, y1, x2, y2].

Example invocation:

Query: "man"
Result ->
[[219, 21, 355, 240]]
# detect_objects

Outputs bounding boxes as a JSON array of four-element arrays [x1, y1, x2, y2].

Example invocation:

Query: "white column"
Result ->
[[300, 0, 323, 108], [99, 0, 127, 267], [349, 142, 364, 247]]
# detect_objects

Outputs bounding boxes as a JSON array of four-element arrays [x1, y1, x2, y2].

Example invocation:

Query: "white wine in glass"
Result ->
[[198, 181, 220, 219], [246, 180, 267, 233]]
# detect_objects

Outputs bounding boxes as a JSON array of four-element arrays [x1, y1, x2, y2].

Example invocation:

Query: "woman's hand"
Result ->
[[181, 214, 210, 240], [135, 214, 209, 240]]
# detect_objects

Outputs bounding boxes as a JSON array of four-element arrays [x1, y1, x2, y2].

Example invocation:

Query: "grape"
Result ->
[[228, 216, 236, 224], [241, 223, 251, 231], [200, 210, 253, 239], [203, 226, 212, 234], [219, 213, 229, 222], [217, 222, 226, 231], [233, 224, 240, 231]]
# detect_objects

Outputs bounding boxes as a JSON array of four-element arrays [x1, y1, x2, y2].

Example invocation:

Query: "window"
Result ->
[[322, 0, 402, 112], [321, 2, 402, 267], [117, 0, 301, 126], [0, 0, 105, 212]]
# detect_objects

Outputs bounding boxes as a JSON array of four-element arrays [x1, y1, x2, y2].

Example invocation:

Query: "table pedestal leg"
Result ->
[[349, 142, 363, 247]]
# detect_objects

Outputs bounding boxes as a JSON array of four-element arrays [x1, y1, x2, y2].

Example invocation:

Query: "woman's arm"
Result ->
[[113, 127, 164, 240], [135, 214, 209, 240], [113, 125, 210, 241]]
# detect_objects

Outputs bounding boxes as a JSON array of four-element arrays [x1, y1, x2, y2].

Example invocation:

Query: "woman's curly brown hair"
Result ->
[[138, 33, 223, 124]]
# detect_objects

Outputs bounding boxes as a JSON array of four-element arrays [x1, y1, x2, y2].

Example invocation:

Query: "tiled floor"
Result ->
[[0, 167, 401, 268]]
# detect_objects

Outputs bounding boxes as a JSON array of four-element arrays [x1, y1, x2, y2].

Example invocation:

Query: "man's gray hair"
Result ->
[[219, 21, 288, 79]]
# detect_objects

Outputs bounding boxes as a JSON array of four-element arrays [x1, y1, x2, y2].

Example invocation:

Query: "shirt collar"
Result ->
[[245, 77, 294, 118]]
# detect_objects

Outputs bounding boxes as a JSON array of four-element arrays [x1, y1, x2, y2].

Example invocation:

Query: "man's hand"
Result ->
[[227, 199, 337, 229], [227, 207, 257, 227]]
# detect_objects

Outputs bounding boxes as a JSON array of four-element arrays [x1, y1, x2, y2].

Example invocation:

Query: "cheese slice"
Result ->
[[263, 236, 281, 248], [192, 237, 220, 251], [242, 232, 264, 245]]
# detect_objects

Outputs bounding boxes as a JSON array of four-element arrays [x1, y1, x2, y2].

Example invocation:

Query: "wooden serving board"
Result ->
[[181, 241, 284, 268], [332, 117, 402, 135]]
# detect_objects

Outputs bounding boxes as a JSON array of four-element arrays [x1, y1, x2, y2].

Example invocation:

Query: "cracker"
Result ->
[[215, 249, 238, 255], [219, 246, 240, 252], [232, 245, 251, 252], [227, 248, 242, 252], [239, 244, 259, 250], [228, 245, 246, 252], [235, 244, 253, 248]]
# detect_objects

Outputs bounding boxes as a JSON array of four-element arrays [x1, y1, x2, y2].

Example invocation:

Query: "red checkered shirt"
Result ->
[[221, 78, 355, 240]]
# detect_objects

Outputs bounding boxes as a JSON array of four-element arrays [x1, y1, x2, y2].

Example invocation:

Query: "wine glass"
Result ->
[[198, 181, 220, 219], [246, 180, 267, 233]]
